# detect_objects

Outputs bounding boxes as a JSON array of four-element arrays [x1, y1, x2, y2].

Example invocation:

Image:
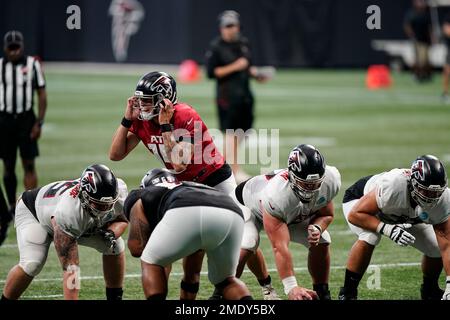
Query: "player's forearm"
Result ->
[[310, 215, 333, 232], [348, 211, 380, 232], [214, 62, 240, 78], [272, 242, 295, 279], [109, 126, 130, 161], [107, 221, 128, 238]]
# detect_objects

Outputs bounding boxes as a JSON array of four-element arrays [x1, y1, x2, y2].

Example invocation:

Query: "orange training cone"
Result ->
[[178, 59, 201, 83], [366, 65, 392, 89]]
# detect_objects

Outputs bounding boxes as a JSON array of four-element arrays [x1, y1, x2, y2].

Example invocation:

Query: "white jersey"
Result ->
[[364, 168, 450, 225], [242, 166, 341, 224], [34, 178, 128, 238]]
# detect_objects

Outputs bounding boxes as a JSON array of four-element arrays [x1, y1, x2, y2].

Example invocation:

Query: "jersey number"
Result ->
[[147, 143, 170, 164], [43, 181, 78, 198]]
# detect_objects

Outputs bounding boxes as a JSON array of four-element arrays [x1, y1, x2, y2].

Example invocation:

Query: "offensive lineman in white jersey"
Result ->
[[339, 155, 450, 300], [234, 144, 341, 300], [1, 164, 129, 300]]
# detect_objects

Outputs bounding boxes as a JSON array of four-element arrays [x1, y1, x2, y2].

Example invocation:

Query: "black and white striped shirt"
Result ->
[[0, 56, 46, 115]]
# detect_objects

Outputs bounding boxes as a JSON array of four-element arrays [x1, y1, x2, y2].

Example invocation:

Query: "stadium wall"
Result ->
[[0, 0, 412, 67]]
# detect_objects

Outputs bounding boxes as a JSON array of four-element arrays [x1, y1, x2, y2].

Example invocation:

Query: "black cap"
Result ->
[[218, 10, 240, 28], [4, 30, 24, 48]]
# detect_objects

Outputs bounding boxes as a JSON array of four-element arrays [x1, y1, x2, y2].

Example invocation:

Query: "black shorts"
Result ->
[[0, 111, 39, 160], [342, 175, 373, 203], [217, 97, 254, 132]]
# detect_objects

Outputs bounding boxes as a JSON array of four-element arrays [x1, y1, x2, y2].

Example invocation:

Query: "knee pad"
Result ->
[[180, 280, 199, 294], [19, 260, 44, 277], [146, 293, 166, 300], [215, 277, 232, 292]]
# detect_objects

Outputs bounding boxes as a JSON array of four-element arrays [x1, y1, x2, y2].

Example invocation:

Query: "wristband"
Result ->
[[121, 117, 133, 128], [36, 119, 44, 127], [160, 123, 172, 133], [447, 276, 450, 289], [312, 224, 322, 234], [376, 222, 385, 234], [282, 276, 298, 295]]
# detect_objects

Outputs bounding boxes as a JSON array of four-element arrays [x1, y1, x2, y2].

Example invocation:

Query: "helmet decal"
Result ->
[[150, 75, 173, 98], [411, 159, 425, 181], [80, 171, 97, 194], [288, 150, 301, 173]]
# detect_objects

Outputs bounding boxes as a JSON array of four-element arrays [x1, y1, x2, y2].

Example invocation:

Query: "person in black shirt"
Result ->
[[206, 10, 268, 183], [0, 30, 47, 222], [205, 11, 277, 300], [404, 0, 433, 82], [124, 168, 252, 300]]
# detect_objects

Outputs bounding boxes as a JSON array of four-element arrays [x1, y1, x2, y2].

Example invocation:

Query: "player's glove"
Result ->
[[377, 222, 415, 246], [99, 229, 117, 251]]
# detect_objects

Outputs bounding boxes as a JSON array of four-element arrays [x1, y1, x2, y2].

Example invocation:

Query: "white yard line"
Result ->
[[0, 262, 421, 284], [22, 294, 63, 299]]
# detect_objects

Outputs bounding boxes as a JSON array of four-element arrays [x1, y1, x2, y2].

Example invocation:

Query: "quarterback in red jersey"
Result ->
[[109, 71, 277, 300]]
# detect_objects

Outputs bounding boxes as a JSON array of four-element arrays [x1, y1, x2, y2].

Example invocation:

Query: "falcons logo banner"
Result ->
[[411, 159, 425, 181], [81, 171, 97, 194], [109, 0, 145, 62]]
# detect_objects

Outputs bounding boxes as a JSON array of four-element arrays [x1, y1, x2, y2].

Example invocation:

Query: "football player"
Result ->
[[1, 164, 128, 300], [339, 155, 450, 300], [124, 168, 252, 300], [109, 71, 277, 299], [234, 144, 341, 300]]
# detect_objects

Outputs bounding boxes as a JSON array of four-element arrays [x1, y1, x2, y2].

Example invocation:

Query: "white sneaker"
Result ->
[[261, 285, 281, 300]]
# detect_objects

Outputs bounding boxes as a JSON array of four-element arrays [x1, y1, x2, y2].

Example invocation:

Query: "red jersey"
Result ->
[[129, 102, 225, 183]]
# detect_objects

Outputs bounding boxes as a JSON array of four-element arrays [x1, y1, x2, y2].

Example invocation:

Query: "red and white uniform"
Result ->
[[13, 179, 128, 277], [239, 166, 341, 251], [130, 102, 225, 183]]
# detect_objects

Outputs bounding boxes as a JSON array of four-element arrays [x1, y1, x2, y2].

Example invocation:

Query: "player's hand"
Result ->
[[378, 222, 415, 246], [234, 57, 249, 71], [99, 229, 117, 251], [307, 224, 321, 246], [125, 96, 140, 120], [158, 98, 174, 124], [287, 286, 319, 300], [30, 122, 42, 140]]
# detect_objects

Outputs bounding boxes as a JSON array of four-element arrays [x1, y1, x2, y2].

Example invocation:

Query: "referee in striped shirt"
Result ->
[[0, 30, 47, 245]]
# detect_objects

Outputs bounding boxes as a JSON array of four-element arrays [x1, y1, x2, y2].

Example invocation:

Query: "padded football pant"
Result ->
[[140, 206, 244, 285], [240, 211, 331, 252], [342, 199, 441, 257], [14, 199, 125, 277]]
